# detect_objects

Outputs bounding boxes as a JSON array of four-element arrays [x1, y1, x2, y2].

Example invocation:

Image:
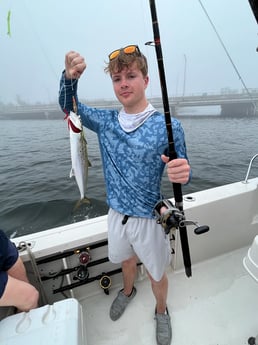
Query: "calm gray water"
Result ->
[[0, 114, 257, 237]]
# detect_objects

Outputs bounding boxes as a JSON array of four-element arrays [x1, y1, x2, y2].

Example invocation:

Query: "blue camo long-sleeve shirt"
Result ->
[[59, 74, 189, 218]]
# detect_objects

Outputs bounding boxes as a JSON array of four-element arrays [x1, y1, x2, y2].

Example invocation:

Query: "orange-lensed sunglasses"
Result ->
[[108, 45, 141, 61]]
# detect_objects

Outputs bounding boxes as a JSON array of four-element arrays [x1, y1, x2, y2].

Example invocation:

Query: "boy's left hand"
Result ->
[[161, 155, 190, 185]]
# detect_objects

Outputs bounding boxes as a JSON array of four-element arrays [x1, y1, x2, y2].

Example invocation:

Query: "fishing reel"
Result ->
[[154, 199, 183, 234], [99, 273, 112, 295], [75, 249, 91, 281], [154, 199, 209, 235]]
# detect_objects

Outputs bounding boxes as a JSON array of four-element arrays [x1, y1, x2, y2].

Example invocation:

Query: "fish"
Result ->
[[67, 111, 91, 208]]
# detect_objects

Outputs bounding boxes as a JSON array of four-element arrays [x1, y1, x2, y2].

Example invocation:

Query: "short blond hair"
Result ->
[[104, 50, 148, 77]]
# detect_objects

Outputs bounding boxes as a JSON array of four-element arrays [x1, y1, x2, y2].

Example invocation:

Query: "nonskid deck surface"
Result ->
[[80, 247, 258, 345]]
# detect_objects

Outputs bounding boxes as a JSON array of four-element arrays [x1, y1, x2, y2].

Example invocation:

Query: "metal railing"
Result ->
[[243, 154, 258, 183]]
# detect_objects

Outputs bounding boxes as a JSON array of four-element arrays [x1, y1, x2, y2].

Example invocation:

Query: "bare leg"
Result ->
[[109, 255, 138, 321], [0, 257, 39, 311], [8, 257, 30, 283], [148, 272, 168, 314], [121, 255, 138, 295]]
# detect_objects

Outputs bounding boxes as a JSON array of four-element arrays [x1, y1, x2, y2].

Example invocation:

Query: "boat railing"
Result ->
[[243, 153, 258, 183]]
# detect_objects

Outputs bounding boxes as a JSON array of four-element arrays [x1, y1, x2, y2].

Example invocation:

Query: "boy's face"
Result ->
[[111, 62, 149, 114]]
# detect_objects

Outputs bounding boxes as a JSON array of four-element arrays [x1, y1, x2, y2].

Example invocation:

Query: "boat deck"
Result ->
[[80, 246, 258, 345]]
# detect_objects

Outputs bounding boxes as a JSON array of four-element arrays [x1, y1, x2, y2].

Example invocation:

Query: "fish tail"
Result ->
[[73, 197, 91, 212]]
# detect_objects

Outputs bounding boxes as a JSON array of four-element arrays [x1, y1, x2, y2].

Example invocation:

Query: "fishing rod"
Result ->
[[249, 0, 258, 24], [147, 1, 209, 277], [147, 0, 192, 277]]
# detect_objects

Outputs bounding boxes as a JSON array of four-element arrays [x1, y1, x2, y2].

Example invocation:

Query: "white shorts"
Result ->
[[107, 208, 172, 282]]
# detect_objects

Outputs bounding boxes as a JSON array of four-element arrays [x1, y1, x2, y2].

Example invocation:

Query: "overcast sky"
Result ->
[[1, 0, 257, 104]]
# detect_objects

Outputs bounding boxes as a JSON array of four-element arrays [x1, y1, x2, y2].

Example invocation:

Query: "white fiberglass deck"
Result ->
[[80, 246, 258, 345]]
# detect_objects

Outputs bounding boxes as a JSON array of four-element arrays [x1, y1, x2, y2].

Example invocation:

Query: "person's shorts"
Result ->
[[0, 229, 19, 298], [107, 208, 172, 282]]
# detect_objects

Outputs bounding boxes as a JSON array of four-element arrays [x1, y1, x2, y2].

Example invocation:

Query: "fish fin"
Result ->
[[70, 168, 75, 178], [73, 197, 91, 212]]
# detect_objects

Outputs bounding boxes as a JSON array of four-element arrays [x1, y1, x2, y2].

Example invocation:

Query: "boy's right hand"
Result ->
[[65, 51, 86, 79]]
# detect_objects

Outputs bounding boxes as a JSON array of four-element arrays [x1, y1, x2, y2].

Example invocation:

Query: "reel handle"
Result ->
[[194, 225, 210, 235]]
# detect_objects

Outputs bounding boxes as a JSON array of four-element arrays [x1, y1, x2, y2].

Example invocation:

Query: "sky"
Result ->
[[1, 0, 257, 105]]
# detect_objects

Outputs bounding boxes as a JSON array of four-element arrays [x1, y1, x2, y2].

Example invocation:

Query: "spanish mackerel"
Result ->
[[68, 111, 91, 208]]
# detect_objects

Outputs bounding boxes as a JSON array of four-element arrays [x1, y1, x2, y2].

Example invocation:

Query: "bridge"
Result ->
[[168, 89, 258, 117], [156, 89, 258, 117], [1, 89, 258, 119]]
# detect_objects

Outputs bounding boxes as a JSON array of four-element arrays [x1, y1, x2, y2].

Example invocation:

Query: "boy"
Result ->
[[59, 45, 190, 345]]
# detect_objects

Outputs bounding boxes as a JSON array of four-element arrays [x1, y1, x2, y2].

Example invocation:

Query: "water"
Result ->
[[0, 114, 258, 238]]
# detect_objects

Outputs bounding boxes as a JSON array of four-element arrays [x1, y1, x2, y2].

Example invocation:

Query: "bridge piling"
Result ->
[[220, 102, 258, 117]]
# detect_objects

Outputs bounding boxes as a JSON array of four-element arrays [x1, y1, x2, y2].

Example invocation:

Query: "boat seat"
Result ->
[[243, 235, 258, 345], [0, 298, 85, 345]]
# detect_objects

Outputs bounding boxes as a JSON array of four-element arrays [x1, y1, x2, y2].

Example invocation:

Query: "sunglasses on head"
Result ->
[[108, 45, 141, 61]]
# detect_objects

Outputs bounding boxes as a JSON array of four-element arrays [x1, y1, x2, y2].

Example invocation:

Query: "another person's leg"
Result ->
[[0, 257, 39, 311]]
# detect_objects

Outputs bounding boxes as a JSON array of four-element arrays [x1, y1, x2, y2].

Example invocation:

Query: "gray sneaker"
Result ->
[[155, 307, 172, 345], [109, 287, 137, 321]]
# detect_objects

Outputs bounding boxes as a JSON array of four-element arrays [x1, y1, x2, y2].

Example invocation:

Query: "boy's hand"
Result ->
[[161, 155, 190, 184], [65, 51, 86, 79]]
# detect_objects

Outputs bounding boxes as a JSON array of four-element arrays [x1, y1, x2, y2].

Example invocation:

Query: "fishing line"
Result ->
[[139, 0, 156, 99], [23, 0, 59, 81], [59, 78, 77, 115], [198, 0, 257, 112]]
